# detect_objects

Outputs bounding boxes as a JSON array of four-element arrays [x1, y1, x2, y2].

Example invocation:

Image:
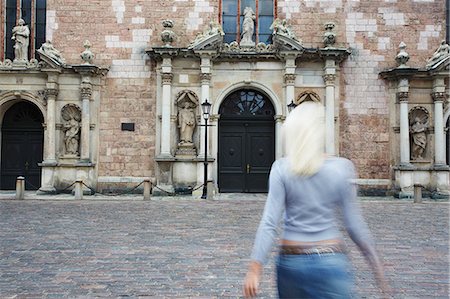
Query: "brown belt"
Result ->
[[280, 243, 346, 255]]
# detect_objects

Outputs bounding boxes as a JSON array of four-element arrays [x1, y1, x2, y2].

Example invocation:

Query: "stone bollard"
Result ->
[[74, 179, 83, 200], [206, 180, 214, 200], [414, 184, 422, 203], [143, 179, 151, 200], [15, 176, 25, 200]]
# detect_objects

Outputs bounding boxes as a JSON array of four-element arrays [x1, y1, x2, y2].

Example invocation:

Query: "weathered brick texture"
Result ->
[[46, 0, 445, 182]]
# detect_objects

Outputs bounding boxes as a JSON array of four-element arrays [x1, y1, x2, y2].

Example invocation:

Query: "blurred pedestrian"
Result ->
[[243, 102, 388, 298]]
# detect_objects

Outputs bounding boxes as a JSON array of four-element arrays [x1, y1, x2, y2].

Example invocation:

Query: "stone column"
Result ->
[[45, 84, 58, 163], [397, 78, 411, 165], [284, 55, 297, 112], [80, 80, 92, 162], [199, 72, 211, 156], [432, 90, 446, 166], [160, 56, 173, 156], [275, 116, 284, 159], [323, 70, 336, 156]]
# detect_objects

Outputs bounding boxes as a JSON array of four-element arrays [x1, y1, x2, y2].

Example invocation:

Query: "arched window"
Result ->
[[1, 0, 46, 61], [220, 0, 276, 45], [219, 89, 275, 117]]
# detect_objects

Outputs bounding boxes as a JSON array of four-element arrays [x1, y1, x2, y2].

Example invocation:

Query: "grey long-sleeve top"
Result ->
[[250, 157, 375, 265]]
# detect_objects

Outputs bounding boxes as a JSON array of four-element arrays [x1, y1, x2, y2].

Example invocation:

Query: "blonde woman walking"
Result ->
[[243, 102, 388, 298]]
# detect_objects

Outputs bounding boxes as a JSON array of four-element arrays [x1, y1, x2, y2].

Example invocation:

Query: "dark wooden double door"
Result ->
[[1, 102, 44, 190], [219, 118, 275, 193]]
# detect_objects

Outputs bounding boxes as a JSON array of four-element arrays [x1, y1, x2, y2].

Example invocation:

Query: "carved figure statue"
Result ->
[[240, 7, 255, 46], [12, 19, 30, 62], [426, 40, 450, 68], [189, 20, 224, 48], [63, 117, 80, 155], [178, 102, 196, 144], [410, 117, 427, 160], [39, 40, 65, 64], [270, 18, 298, 41]]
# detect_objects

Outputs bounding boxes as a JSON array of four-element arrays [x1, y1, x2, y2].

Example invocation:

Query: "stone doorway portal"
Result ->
[[1, 101, 44, 190], [218, 89, 275, 193]]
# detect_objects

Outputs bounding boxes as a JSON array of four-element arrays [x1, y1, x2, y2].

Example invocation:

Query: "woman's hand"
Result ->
[[243, 261, 262, 298]]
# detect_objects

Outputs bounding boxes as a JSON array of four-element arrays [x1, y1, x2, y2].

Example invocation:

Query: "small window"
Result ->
[[220, 0, 276, 45], [1, 0, 47, 61]]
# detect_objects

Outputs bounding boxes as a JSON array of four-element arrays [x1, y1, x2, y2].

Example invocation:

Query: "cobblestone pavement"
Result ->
[[0, 193, 448, 298]]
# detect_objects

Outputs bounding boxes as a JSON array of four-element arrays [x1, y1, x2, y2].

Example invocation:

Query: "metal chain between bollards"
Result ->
[[153, 183, 204, 196]]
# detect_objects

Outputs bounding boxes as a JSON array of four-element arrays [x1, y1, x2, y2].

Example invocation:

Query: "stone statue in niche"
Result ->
[[12, 19, 30, 63], [175, 91, 199, 156], [240, 7, 255, 47], [409, 109, 428, 160], [178, 101, 196, 145], [61, 105, 81, 156]]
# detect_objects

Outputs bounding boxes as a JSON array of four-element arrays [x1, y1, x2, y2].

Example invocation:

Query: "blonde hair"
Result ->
[[283, 101, 325, 176]]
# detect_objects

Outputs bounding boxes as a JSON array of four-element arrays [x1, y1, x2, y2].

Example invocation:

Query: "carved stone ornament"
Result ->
[[161, 73, 173, 84], [240, 7, 256, 47], [80, 86, 92, 99], [80, 40, 94, 64], [37, 40, 66, 66], [409, 107, 429, 160], [175, 90, 199, 156], [432, 92, 446, 102], [322, 74, 336, 85], [161, 20, 176, 47], [395, 42, 409, 68], [323, 22, 336, 47], [61, 104, 82, 156], [200, 73, 211, 83], [297, 91, 321, 104], [12, 18, 30, 64], [284, 74, 296, 84], [426, 40, 450, 70], [188, 20, 224, 50], [45, 88, 59, 98], [270, 19, 300, 42], [397, 92, 409, 102]]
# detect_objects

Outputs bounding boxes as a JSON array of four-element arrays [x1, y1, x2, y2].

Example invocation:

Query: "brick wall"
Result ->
[[46, 0, 445, 182]]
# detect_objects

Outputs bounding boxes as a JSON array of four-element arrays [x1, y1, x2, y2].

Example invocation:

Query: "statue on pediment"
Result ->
[[240, 7, 255, 47], [189, 20, 224, 49], [270, 18, 299, 41], [38, 40, 66, 65], [12, 19, 30, 63], [426, 40, 450, 69]]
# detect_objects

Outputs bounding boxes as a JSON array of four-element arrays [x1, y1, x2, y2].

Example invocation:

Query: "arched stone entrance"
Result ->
[[218, 89, 275, 193], [1, 101, 44, 190]]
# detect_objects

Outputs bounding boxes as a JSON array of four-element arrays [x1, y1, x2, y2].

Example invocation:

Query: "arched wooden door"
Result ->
[[218, 89, 275, 193], [1, 101, 44, 190]]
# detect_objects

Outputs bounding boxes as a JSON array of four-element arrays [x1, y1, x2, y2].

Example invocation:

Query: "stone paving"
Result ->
[[0, 193, 448, 298]]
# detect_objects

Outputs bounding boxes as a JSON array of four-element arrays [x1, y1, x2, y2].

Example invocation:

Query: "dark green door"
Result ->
[[218, 89, 275, 193], [1, 102, 44, 190]]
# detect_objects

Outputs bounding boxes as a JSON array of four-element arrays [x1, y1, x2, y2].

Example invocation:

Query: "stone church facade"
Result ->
[[0, 0, 448, 197]]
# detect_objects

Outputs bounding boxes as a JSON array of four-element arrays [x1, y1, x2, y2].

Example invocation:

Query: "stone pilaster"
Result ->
[[432, 91, 446, 166], [397, 90, 411, 165], [80, 81, 92, 162], [44, 87, 58, 162], [323, 63, 336, 156], [160, 71, 173, 156]]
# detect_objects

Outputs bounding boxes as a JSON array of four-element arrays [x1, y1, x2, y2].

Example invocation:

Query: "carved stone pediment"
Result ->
[[426, 40, 450, 70], [427, 55, 450, 73], [272, 34, 304, 52], [189, 33, 223, 51], [37, 50, 65, 70]]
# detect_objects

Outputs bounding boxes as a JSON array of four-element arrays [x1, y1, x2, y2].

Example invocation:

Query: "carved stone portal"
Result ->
[[175, 90, 199, 156], [409, 107, 429, 160], [61, 104, 81, 156]]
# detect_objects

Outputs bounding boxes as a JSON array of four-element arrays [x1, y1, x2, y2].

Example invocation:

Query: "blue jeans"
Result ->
[[276, 253, 355, 299]]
